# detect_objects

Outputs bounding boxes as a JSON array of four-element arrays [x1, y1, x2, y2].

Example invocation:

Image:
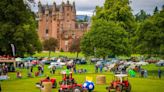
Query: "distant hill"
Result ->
[[76, 15, 91, 22]]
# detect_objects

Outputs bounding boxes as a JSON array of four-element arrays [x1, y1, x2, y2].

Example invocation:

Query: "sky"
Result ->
[[31, 0, 164, 16]]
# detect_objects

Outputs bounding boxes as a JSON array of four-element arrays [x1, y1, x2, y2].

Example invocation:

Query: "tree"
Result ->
[[0, 0, 42, 56], [84, 15, 88, 22], [81, 0, 134, 58], [135, 10, 150, 22], [69, 38, 81, 58], [154, 6, 159, 14], [43, 38, 58, 58], [94, 0, 136, 33], [135, 8, 164, 56], [81, 20, 130, 59]]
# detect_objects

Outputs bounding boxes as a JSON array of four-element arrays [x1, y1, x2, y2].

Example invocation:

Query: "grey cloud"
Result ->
[[130, 0, 164, 14], [32, 0, 164, 15]]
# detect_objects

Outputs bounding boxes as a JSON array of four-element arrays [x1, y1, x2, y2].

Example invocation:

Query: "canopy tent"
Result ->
[[15, 57, 24, 62], [23, 57, 37, 61]]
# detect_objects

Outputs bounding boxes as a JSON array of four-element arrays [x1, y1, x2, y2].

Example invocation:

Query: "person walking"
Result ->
[[73, 64, 76, 73], [141, 69, 144, 77], [51, 66, 56, 74], [144, 69, 148, 78], [95, 65, 98, 73], [158, 68, 162, 79], [99, 64, 103, 73]]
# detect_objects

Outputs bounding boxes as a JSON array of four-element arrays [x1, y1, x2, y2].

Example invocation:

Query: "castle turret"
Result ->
[[59, 2, 64, 20], [45, 3, 49, 15], [72, 1, 76, 13], [52, 2, 56, 16], [60, 2, 64, 13], [38, 1, 42, 20], [67, 0, 69, 5], [72, 1, 76, 21]]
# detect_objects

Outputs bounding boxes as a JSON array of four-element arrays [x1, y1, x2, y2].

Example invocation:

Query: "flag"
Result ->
[[11, 44, 15, 57]]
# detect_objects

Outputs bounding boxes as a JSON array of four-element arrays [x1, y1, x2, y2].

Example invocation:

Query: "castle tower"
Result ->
[[38, 1, 88, 51]]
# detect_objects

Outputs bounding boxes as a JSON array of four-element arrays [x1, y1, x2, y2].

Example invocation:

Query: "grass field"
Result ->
[[1, 64, 164, 92], [33, 52, 84, 58]]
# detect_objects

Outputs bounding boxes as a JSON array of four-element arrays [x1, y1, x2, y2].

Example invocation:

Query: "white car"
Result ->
[[48, 59, 65, 69], [156, 60, 164, 66], [136, 61, 148, 66]]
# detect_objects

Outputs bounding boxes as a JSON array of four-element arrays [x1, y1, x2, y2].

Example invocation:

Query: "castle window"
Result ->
[[67, 13, 69, 16], [67, 20, 69, 22], [46, 29, 49, 34]]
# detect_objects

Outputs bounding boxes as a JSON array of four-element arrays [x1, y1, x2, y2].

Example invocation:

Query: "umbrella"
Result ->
[[15, 57, 23, 62]]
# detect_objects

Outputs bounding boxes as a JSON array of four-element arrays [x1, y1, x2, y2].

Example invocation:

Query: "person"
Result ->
[[41, 65, 44, 74], [158, 68, 162, 79], [51, 66, 56, 74], [99, 64, 103, 73], [144, 70, 148, 78], [46, 76, 50, 80], [141, 69, 144, 77], [17, 71, 22, 78], [95, 65, 98, 73], [30, 66, 33, 73], [73, 64, 76, 73]]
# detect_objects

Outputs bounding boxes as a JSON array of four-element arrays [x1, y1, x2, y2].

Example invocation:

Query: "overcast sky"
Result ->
[[32, 0, 164, 16]]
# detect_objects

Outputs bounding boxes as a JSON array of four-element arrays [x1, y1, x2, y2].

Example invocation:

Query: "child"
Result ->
[[17, 71, 22, 78]]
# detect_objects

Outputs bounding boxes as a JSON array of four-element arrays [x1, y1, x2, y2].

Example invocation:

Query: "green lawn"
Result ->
[[33, 52, 84, 58], [1, 64, 164, 92]]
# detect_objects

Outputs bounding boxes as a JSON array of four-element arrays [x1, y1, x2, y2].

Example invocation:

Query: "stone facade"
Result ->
[[37, 1, 88, 51]]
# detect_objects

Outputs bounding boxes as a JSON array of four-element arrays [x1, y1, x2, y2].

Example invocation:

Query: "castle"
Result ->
[[37, 1, 89, 51]]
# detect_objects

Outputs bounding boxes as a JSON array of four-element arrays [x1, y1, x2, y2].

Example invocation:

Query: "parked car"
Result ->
[[136, 61, 148, 66], [75, 58, 87, 64], [48, 62, 64, 69], [156, 60, 164, 66], [90, 58, 102, 63]]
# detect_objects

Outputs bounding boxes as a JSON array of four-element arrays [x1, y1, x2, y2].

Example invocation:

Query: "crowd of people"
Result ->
[[0, 64, 12, 80]]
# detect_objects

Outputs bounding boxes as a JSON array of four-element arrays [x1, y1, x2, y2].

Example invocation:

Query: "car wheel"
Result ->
[[126, 84, 131, 92], [116, 84, 123, 92], [53, 81, 57, 88], [73, 86, 83, 92]]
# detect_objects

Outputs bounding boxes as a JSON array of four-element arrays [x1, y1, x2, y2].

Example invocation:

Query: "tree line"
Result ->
[[80, 0, 164, 59]]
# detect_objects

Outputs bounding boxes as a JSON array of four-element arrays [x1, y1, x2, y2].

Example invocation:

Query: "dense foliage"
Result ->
[[81, 0, 135, 58], [81, 0, 164, 58], [69, 38, 81, 58], [0, 0, 42, 56], [135, 7, 164, 56], [81, 20, 130, 58], [43, 38, 58, 58]]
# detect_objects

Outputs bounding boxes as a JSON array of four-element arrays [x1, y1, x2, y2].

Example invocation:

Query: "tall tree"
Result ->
[[43, 38, 58, 58], [135, 8, 164, 56], [69, 38, 81, 58], [81, 0, 134, 58], [154, 6, 159, 14], [0, 0, 42, 56], [135, 10, 150, 22], [81, 20, 130, 59]]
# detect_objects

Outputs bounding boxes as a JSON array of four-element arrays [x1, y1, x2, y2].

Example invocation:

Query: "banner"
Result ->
[[10, 44, 15, 57]]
